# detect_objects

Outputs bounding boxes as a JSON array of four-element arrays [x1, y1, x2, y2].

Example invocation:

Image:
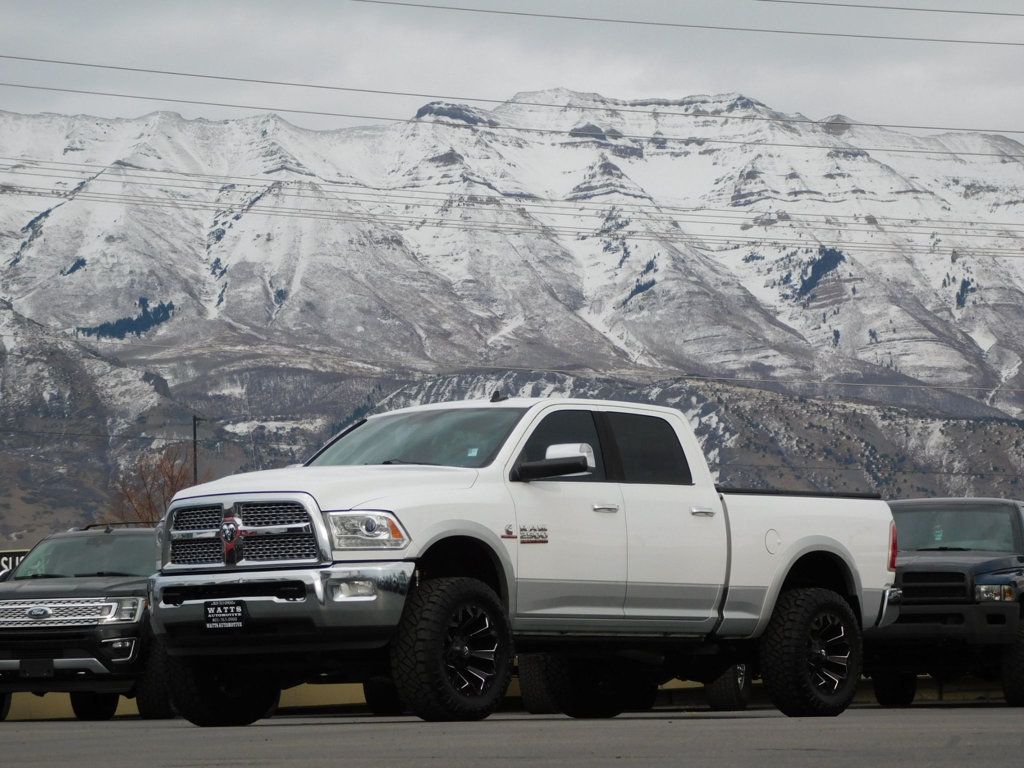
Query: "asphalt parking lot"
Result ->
[[5, 703, 1024, 768]]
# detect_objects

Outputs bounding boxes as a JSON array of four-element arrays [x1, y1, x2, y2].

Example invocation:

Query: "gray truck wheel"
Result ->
[[391, 577, 513, 721], [545, 656, 627, 719], [759, 588, 862, 717], [166, 655, 280, 727], [70, 692, 120, 721], [362, 676, 405, 715], [705, 664, 752, 711], [135, 638, 176, 720], [872, 672, 917, 707], [1001, 624, 1024, 705], [518, 654, 560, 714], [0, 693, 10, 721]]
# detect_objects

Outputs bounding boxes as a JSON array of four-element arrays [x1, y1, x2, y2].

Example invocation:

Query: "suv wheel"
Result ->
[[705, 664, 753, 711], [545, 656, 628, 719], [70, 692, 120, 721], [391, 577, 513, 721], [1002, 624, 1024, 705], [135, 637, 176, 719], [872, 672, 917, 707], [518, 654, 560, 714], [0, 693, 10, 721], [759, 588, 862, 717], [166, 656, 280, 727]]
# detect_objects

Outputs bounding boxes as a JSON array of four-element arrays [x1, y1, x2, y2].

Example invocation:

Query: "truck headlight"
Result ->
[[326, 511, 409, 550], [103, 597, 145, 623], [975, 584, 1016, 602]]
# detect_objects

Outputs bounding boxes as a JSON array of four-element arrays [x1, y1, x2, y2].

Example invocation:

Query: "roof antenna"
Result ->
[[490, 389, 506, 403]]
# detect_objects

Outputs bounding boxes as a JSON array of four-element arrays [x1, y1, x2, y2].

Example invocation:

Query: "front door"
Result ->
[[505, 407, 626, 629]]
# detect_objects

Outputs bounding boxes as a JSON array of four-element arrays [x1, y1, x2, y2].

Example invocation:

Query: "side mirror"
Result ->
[[545, 443, 596, 468], [512, 455, 589, 482]]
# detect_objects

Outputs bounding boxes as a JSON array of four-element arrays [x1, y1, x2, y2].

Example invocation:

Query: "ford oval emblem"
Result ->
[[26, 607, 51, 619]]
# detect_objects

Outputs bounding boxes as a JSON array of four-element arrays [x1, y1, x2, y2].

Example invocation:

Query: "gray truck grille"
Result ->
[[167, 500, 321, 567], [900, 571, 969, 603], [0, 598, 115, 628]]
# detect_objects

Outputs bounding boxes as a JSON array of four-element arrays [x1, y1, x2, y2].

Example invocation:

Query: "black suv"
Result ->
[[864, 497, 1024, 706], [0, 525, 173, 721]]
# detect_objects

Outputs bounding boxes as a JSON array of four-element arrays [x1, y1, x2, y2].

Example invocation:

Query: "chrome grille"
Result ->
[[170, 539, 222, 565], [0, 598, 115, 628], [243, 534, 319, 562], [237, 502, 308, 528], [172, 505, 223, 532]]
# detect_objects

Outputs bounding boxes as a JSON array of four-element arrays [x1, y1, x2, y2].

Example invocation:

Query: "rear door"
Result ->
[[505, 407, 627, 627], [607, 410, 727, 633]]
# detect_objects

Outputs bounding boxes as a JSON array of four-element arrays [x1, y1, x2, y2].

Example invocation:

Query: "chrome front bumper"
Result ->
[[150, 562, 414, 651]]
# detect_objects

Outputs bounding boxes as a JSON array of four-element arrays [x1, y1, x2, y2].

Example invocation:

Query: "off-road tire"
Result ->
[[705, 664, 753, 711], [70, 692, 120, 721], [166, 655, 280, 727], [872, 672, 917, 707], [622, 679, 659, 712], [518, 654, 560, 714], [391, 577, 513, 721], [759, 587, 862, 717], [1001, 624, 1024, 705], [363, 676, 406, 715], [0, 693, 10, 721], [135, 638, 176, 719], [545, 656, 627, 719]]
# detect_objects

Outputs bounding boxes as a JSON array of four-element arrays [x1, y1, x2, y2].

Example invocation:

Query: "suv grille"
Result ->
[[166, 499, 321, 568], [0, 598, 115, 628], [899, 571, 969, 603]]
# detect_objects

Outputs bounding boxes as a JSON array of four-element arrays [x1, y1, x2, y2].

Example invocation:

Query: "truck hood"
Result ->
[[0, 576, 149, 599], [898, 551, 1024, 575], [173, 465, 479, 511]]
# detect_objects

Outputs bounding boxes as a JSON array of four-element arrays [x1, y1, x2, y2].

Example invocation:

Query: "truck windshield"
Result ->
[[13, 534, 158, 580], [892, 503, 1021, 553], [310, 407, 528, 469]]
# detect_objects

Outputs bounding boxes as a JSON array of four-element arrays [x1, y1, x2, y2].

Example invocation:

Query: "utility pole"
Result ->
[[192, 415, 206, 485]]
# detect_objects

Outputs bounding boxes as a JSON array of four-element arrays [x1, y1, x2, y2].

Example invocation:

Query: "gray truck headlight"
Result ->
[[326, 511, 409, 550], [103, 597, 145, 623], [975, 584, 1015, 602]]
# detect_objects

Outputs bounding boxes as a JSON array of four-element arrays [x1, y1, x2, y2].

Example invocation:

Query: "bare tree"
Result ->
[[108, 444, 194, 525]]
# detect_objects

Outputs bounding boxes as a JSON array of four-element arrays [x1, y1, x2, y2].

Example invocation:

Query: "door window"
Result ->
[[517, 410, 606, 482], [606, 412, 692, 485]]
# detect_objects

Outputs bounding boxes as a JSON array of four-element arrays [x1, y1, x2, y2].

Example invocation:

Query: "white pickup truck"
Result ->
[[150, 397, 900, 726]]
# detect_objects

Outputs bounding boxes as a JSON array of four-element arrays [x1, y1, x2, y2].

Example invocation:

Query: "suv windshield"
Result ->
[[892, 503, 1022, 553], [310, 407, 527, 469], [13, 534, 158, 580]]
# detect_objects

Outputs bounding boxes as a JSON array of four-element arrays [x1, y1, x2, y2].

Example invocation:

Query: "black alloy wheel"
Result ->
[[444, 604, 500, 697], [807, 611, 853, 694]]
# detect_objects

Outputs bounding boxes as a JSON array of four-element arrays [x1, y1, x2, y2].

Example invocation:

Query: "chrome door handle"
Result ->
[[592, 503, 620, 513], [690, 506, 717, 517]]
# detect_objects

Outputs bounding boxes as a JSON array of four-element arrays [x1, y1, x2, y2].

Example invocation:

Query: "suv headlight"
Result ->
[[325, 511, 410, 550], [103, 597, 145, 623], [975, 584, 1016, 602]]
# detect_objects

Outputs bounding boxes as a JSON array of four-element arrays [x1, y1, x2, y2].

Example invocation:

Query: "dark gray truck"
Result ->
[[864, 497, 1024, 706]]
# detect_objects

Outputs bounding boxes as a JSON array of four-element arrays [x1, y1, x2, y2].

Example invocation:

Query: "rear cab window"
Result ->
[[604, 411, 693, 485]]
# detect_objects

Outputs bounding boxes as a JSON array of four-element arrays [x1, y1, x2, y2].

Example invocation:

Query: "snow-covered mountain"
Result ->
[[1, 89, 1023, 542]]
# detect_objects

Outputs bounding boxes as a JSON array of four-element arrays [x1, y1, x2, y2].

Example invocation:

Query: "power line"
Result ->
[[5, 166, 1023, 245], [5, 183, 1020, 258], [2, 80, 1022, 159], [1, 52, 1020, 136], [8, 154, 1024, 231], [349, 0, 1024, 47], [752, 0, 1024, 17]]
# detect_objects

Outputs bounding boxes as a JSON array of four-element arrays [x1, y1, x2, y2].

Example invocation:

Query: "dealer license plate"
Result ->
[[20, 658, 54, 678], [204, 599, 246, 630]]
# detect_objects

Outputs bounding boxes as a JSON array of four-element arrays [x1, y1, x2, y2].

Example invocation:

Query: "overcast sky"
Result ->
[[0, 0, 1021, 135]]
